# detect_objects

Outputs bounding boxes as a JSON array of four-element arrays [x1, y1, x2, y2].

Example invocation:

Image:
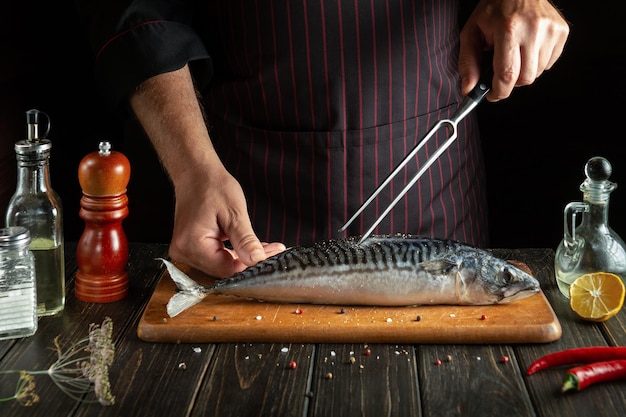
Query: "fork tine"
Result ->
[[338, 123, 441, 233], [355, 121, 458, 245], [342, 58, 492, 244], [340, 119, 452, 235]]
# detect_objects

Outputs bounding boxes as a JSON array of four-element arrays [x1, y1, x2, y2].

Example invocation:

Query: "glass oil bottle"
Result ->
[[555, 156, 626, 297], [5, 109, 65, 316]]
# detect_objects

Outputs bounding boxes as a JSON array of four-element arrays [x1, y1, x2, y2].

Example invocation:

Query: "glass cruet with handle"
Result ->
[[555, 156, 626, 298]]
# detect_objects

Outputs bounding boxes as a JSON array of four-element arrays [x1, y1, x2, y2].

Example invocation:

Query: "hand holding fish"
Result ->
[[459, 0, 569, 101], [129, 67, 286, 278], [168, 160, 286, 278]]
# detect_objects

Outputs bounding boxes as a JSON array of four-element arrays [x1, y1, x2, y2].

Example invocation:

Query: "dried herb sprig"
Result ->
[[0, 317, 115, 406]]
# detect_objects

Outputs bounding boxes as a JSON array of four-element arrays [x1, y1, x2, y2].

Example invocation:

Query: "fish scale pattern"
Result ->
[[223, 235, 470, 285]]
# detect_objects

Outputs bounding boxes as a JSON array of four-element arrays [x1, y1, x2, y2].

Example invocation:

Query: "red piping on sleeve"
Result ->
[[96, 20, 168, 59]]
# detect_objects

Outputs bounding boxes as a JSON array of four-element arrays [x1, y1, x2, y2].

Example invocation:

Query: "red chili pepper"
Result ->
[[561, 360, 626, 392], [527, 346, 626, 375]]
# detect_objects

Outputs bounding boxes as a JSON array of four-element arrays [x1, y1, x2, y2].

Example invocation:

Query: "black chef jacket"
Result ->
[[76, 0, 489, 248]]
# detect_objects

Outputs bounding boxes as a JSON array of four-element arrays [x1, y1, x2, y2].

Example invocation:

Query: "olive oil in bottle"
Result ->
[[5, 110, 65, 316], [29, 237, 65, 315]]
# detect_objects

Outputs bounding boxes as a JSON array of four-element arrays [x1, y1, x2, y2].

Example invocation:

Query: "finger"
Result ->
[[170, 237, 239, 278], [545, 13, 571, 70], [261, 242, 288, 257], [489, 39, 520, 101], [224, 241, 286, 262], [517, 44, 540, 87], [458, 28, 484, 96], [545, 34, 568, 70], [230, 231, 266, 266], [223, 212, 282, 267]]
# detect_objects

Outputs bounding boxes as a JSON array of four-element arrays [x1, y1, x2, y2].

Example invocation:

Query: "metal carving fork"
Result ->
[[340, 61, 493, 245]]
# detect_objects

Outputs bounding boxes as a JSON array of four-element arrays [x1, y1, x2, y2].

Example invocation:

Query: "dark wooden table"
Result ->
[[1, 243, 626, 416]]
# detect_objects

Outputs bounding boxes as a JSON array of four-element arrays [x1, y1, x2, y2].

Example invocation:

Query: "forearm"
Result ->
[[128, 64, 222, 186]]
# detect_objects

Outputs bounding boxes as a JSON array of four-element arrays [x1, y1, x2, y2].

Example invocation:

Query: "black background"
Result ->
[[1, 1, 625, 250]]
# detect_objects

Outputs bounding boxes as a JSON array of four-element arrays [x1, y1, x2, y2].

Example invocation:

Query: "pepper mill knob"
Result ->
[[75, 141, 131, 302], [78, 141, 130, 195]]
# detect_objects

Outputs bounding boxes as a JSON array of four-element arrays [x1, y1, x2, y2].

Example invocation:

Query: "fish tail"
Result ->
[[158, 258, 206, 317], [167, 292, 205, 317]]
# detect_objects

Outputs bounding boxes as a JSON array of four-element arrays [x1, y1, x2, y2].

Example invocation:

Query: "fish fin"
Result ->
[[158, 258, 202, 292], [157, 258, 206, 317], [418, 259, 458, 275], [167, 292, 205, 317]]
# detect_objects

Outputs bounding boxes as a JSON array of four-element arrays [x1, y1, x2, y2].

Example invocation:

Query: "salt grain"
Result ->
[[193, 347, 202, 353], [281, 347, 289, 353], [256, 315, 262, 320]]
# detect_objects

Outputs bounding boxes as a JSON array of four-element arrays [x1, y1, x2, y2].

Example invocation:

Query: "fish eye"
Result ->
[[501, 268, 517, 285]]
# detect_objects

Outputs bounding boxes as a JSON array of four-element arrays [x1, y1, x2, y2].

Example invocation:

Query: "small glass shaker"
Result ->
[[0, 226, 38, 340]]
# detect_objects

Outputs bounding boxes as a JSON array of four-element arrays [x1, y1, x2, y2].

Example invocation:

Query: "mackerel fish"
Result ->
[[161, 235, 541, 317]]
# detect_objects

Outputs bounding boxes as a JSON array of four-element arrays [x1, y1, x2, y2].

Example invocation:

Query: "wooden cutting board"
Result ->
[[137, 263, 562, 344]]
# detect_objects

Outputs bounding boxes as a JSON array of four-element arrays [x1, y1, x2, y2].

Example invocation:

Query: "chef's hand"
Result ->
[[129, 65, 286, 278], [168, 163, 286, 278], [459, 0, 569, 101]]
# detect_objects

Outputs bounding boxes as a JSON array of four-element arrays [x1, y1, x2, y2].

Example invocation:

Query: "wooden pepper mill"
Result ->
[[75, 141, 130, 302]]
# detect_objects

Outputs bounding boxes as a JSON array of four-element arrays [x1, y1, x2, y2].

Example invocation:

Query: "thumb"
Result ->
[[226, 220, 267, 266]]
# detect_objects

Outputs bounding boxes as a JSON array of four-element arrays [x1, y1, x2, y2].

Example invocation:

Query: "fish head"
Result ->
[[457, 254, 541, 304]]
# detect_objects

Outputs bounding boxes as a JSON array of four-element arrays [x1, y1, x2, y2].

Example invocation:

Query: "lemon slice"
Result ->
[[569, 272, 625, 322]]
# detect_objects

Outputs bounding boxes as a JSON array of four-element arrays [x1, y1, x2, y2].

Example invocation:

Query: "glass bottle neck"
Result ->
[[15, 159, 52, 194], [581, 197, 609, 229]]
